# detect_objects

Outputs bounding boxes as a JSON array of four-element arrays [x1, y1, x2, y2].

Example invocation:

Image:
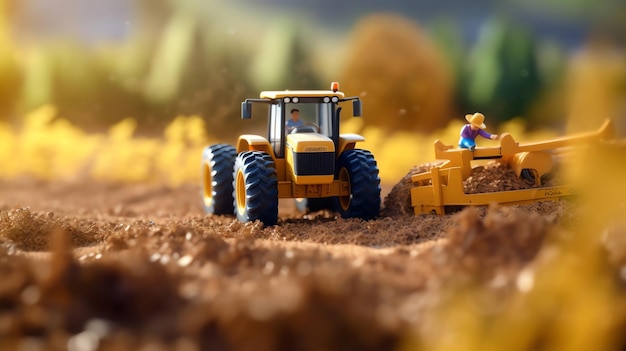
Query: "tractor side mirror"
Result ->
[[241, 101, 252, 119], [352, 99, 362, 117]]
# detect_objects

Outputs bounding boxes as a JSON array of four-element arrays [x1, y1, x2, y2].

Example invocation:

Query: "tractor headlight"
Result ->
[[292, 97, 299, 103], [283, 97, 291, 103], [323, 97, 330, 103], [331, 96, 339, 103]]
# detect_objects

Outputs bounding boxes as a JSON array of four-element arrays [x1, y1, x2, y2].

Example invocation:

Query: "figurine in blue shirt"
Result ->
[[286, 109, 304, 133], [459, 112, 499, 151]]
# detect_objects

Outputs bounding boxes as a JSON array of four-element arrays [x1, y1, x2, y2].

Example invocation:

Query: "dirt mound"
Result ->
[[440, 205, 550, 279], [0, 207, 104, 251], [381, 162, 439, 217], [463, 162, 536, 194]]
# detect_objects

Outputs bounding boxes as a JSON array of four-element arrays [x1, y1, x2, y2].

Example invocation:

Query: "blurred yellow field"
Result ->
[[0, 104, 565, 186]]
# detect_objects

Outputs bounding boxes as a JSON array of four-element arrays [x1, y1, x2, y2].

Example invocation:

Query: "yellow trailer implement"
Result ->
[[410, 120, 614, 215]]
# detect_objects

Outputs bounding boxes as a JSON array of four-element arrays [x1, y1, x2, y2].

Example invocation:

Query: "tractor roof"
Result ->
[[260, 90, 345, 99]]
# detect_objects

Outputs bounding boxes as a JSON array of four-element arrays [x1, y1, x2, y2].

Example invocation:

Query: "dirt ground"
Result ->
[[0, 162, 623, 350]]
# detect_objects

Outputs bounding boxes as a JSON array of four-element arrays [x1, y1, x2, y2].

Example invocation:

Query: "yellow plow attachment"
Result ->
[[410, 120, 614, 215]]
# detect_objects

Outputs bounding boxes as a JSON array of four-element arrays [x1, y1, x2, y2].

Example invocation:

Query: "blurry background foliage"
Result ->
[[0, 0, 624, 183]]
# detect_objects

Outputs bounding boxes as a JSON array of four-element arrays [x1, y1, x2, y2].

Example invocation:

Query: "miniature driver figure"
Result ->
[[459, 112, 499, 151], [286, 109, 304, 133]]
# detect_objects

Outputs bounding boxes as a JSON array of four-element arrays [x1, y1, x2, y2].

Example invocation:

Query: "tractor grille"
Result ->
[[293, 152, 335, 176]]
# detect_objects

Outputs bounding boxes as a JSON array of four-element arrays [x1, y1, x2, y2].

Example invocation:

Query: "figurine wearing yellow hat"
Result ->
[[459, 112, 499, 151]]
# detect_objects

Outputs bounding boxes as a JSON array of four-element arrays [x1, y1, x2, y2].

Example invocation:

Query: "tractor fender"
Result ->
[[338, 133, 365, 155], [236, 134, 276, 159]]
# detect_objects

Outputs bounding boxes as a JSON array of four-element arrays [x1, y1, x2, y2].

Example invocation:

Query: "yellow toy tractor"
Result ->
[[201, 82, 381, 225]]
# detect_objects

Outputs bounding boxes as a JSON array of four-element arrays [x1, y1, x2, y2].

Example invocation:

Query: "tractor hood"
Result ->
[[285, 133, 335, 153], [285, 133, 335, 184]]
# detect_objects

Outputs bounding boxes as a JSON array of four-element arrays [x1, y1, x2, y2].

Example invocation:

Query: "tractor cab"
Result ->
[[241, 82, 362, 159]]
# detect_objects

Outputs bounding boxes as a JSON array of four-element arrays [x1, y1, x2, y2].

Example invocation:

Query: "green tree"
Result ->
[[249, 20, 322, 91], [463, 18, 543, 123], [429, 18, 467, 120]]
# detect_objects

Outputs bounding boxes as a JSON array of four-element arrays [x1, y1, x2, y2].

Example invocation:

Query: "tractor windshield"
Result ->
[[267, 98, 342, 159], [284, 101, 334, 137]]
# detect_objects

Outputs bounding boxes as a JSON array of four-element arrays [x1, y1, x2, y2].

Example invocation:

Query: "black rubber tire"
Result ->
[[201, 144, 236, 215], [521, 168, 553, 185], [333, 149, 381, 220], [233, 151, 278, 226], [521, 168, 536, 183]]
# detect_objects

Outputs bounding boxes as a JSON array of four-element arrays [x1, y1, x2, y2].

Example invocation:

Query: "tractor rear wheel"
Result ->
[[233, 151, 278, 226], [333, 149, 381, 220], [201, 144, 236, 215]]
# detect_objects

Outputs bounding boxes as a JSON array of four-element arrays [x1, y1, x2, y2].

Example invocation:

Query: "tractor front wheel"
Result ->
[[334, 149, 381, 220], [233, 151, 278, 226]]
